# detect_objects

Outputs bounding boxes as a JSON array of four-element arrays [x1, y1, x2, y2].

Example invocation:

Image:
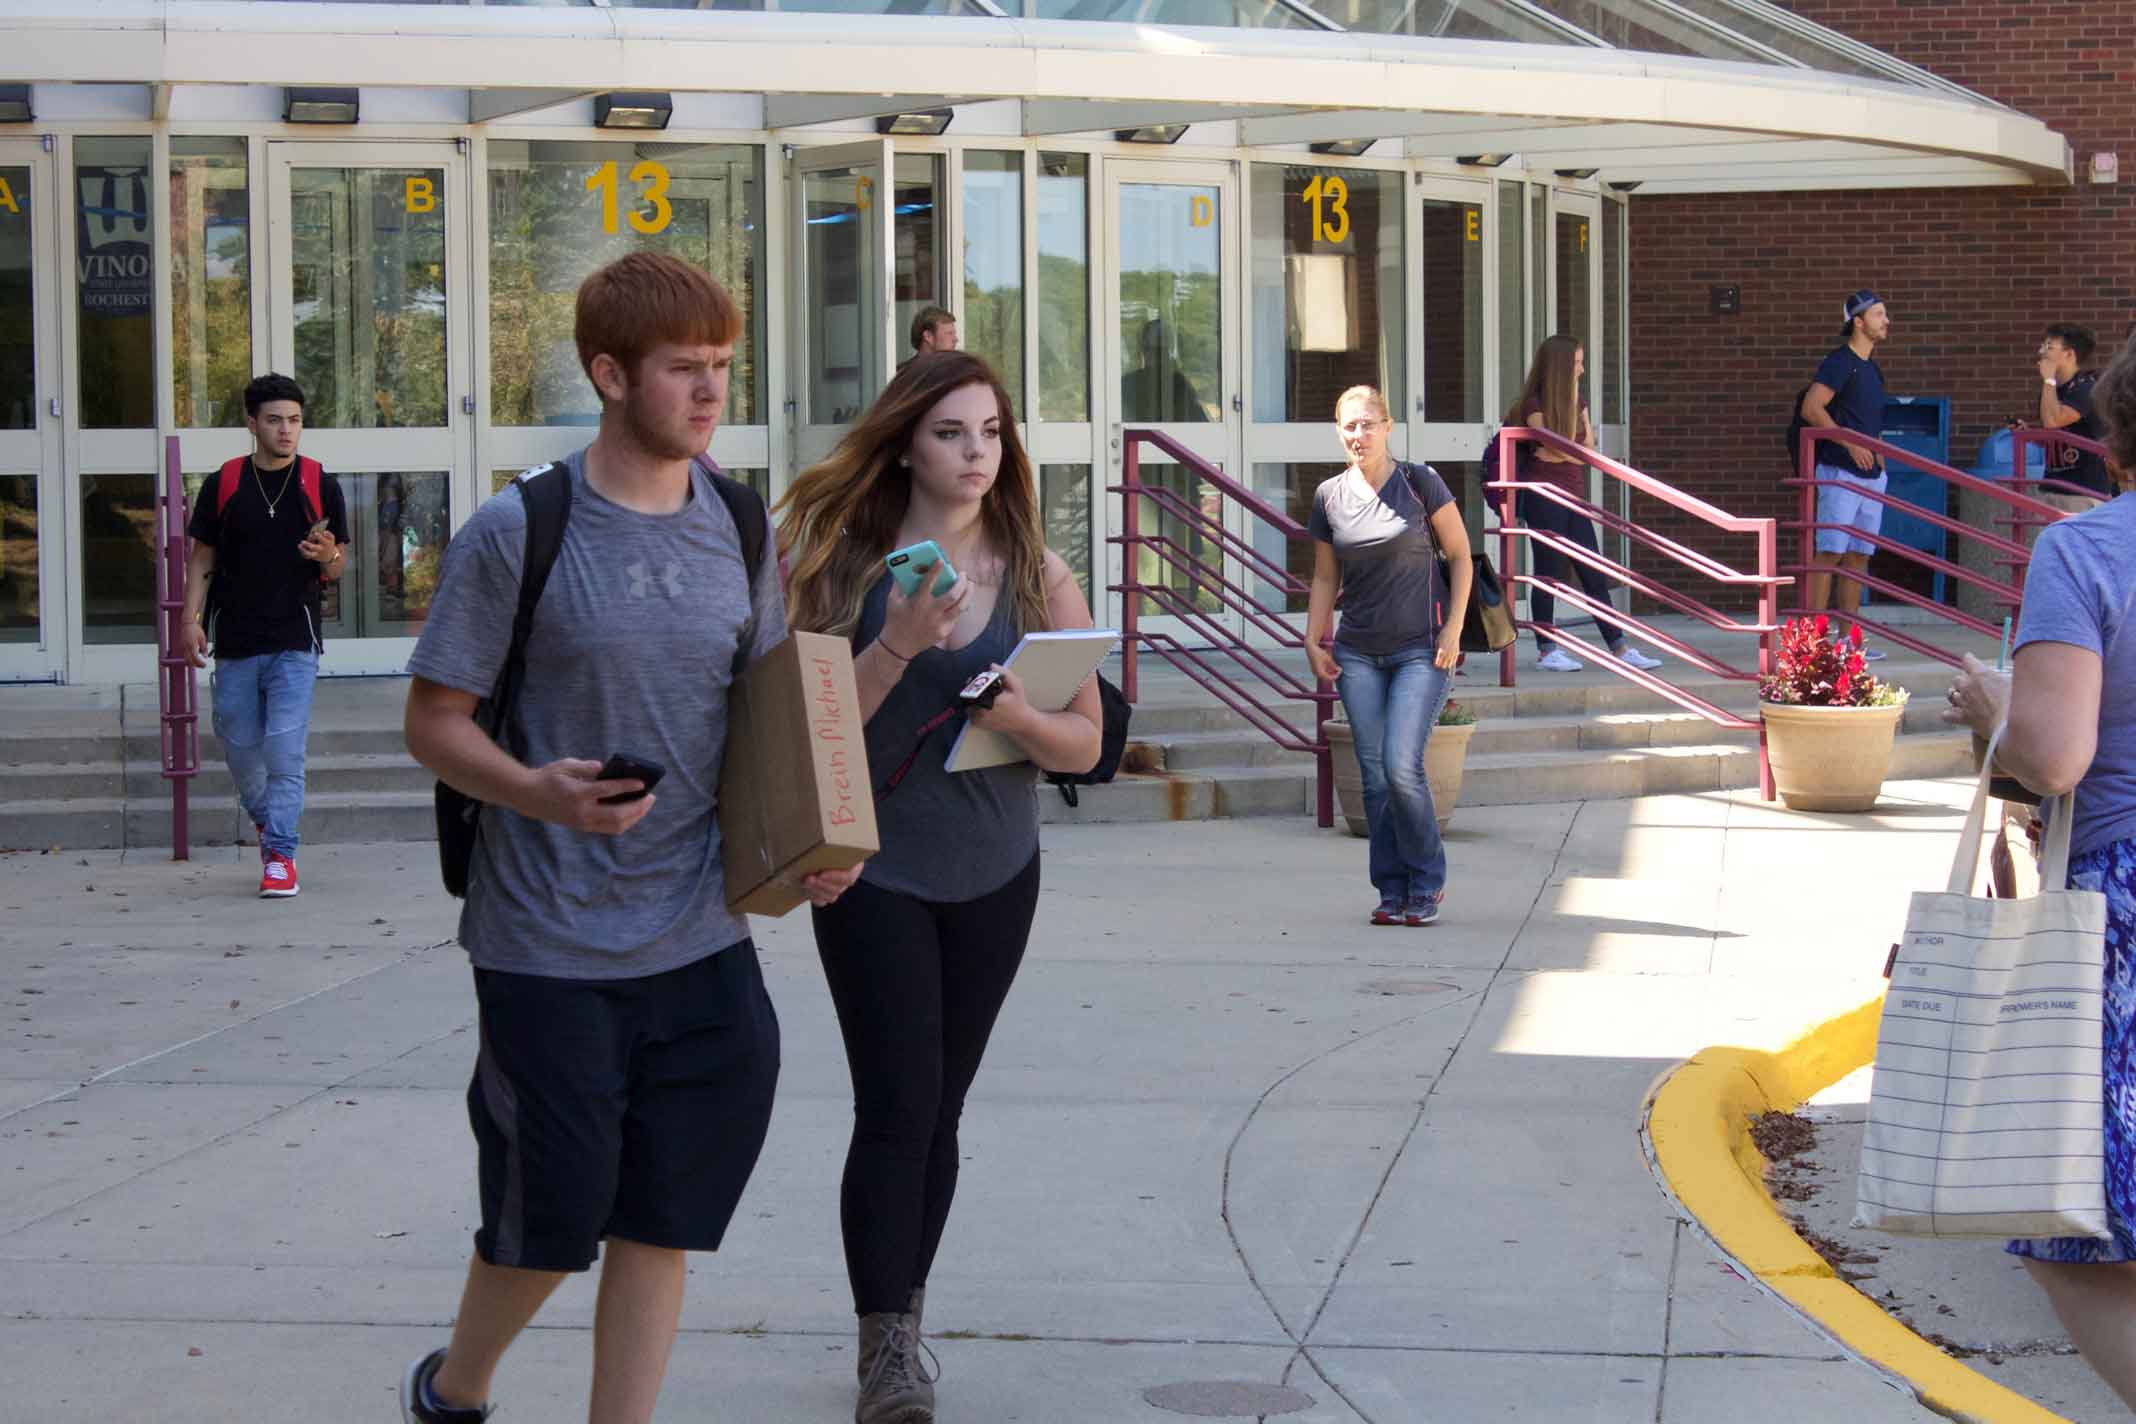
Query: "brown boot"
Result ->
[[854, 1312, 935, 1424]]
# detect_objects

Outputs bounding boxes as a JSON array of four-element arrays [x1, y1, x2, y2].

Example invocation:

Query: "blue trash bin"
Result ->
[[1878, 396, 1951, 604]]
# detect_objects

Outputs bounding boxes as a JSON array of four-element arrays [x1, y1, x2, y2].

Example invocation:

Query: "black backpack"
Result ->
[[434, 460, 770, 897], [1784, 384, 1813, 464], [1044, 673, 1131, 809]]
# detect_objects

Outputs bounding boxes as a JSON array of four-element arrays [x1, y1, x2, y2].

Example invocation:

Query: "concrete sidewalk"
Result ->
[[0, 783, 1997, 1422]]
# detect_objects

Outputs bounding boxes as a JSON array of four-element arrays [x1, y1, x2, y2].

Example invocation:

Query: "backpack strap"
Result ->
[[702, 458, 771, 679], [484, 463, 573, 746], [297, 457, 325, 525], [214, 456, 245, 514]]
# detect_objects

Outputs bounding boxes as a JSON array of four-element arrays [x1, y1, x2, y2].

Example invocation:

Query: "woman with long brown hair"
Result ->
[[778, 350, 1101, 1424], [1508, 334, 1664, 673]]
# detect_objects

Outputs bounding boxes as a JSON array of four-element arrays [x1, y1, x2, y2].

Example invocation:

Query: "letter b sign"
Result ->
[[405, 176, 437, 214]]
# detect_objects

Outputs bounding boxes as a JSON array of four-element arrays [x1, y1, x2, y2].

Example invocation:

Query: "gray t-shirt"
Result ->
[[2015, 493, 2136, 859], [408, 453, 786, 980], [1308, 462, 1454, 656]]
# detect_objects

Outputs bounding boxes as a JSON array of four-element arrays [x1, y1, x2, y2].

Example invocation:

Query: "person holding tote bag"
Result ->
[[1942, 334, 2136, 1407], [1304, 385, 1472, 928]]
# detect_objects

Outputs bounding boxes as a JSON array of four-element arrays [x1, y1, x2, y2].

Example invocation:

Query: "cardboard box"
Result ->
[[719, 630, 879, 917]]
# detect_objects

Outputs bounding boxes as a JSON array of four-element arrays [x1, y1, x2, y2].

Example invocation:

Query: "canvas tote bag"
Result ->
[[1853, 730, 2111, 1240]]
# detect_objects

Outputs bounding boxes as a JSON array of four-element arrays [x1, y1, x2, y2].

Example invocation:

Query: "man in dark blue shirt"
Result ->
[[1798, 290, 1890, 637]]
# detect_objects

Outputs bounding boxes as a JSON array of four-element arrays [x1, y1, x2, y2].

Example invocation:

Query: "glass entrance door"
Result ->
[[789, 140, 894, 473], [0, 143, 60, 680], [1413, 176, 1495, 548], [1104, 162, 1241, 638], [266, 142, 469, 675], [0, 142, 61, 681]]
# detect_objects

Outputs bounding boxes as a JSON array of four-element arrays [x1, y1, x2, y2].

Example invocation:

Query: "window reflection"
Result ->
[[1252, 461, 1342, 614], [1040, 463, 1091, 606], [1495, 182, 1526, 413], [291, 168, 448, 429], [316, 471, 451, 639], [893, 155, 946, 367], [1249, 165, 1403, 424], [170, 138, 251, 429], [1420, 198, 1486, 424], [0, 166, 35, 432], [76, 138, 156, 430], [81, 473, 157, 644], [1037, 153, 1089, 423], [0, 474, 38, 642], [803, 163, 883, 425], [963, 151, 1024, 414], [488, 141, 763, 427], [1118, 183, 1219, 425]]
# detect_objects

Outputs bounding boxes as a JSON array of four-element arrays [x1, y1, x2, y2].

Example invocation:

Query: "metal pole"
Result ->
[[1796, 423, 1817, 617], [158, 436, 194, 861], [1313, 695, 1332, 830], [1498, 426, 1518, 688], [1757, 519, 1777, 802], [1120, 434, 1139, 704]]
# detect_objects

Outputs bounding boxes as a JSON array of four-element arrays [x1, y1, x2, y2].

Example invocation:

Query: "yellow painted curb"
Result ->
[[1646, 998, 2072, 1424]]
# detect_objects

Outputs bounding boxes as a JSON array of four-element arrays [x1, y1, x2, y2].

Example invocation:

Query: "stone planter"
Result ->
[[1326, 718, 1477, 837], [1759, 700, 1908, 812]]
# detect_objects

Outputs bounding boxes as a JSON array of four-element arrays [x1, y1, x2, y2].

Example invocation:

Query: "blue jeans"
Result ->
[[211, 650, 318, 859], [1334, 643, 1453, 909]]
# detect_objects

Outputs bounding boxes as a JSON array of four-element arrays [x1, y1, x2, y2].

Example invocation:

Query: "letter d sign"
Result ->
[[405, 177, 437, 214], [1189, 194, 1213, 229]]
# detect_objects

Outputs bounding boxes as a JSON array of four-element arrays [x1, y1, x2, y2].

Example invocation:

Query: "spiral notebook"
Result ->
[[944, 629, 1119, 773]]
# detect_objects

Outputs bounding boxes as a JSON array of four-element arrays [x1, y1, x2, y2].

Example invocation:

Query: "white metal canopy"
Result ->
[[3, 1, 2072, 191]]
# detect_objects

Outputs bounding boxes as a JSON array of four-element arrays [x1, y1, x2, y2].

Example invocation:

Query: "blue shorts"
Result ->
[[1813, 463, 1887, 557]]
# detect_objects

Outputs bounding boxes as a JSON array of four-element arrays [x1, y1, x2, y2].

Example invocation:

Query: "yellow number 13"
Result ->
[[1301, 174, 1350, 245], [585, 159, 673, 236]]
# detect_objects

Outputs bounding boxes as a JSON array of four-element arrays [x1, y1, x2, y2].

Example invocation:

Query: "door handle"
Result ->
[[460, 395, 475, 415], [48, 397, 59, 418]]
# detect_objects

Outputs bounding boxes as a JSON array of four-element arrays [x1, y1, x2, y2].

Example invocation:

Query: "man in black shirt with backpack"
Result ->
[[180, 372, 350, 898]]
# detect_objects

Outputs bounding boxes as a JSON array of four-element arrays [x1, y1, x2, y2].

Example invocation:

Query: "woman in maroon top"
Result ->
[[1508, 335, 1663, 673]]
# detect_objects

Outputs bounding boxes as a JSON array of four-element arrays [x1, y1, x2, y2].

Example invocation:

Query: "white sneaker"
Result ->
[[1537, 648, 1584, 672], [1860, 647, 1888, 662], [1616, 646, 1664, 671]]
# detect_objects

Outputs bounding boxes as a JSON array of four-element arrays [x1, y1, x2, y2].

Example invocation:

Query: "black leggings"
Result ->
[[1519, 486, 1625, 655], [810, 852, 1041, 1316]]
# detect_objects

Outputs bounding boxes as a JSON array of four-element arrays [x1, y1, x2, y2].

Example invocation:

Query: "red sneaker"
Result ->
[[259, 853, 300, 899]]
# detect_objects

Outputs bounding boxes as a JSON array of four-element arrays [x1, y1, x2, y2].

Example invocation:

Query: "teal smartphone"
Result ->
[[885, 540, 959, 598]]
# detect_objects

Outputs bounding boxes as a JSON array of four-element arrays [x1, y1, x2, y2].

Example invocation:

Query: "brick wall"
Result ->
[[1626, 2, 2136, 611]]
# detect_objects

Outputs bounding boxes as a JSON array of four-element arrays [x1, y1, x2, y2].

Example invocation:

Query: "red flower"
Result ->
[[1849, 624, 1864, 648], [1814, 614, 1831, 639], [1834, 673, 1852, 701]]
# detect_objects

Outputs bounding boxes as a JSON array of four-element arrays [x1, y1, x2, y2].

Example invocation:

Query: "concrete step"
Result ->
[[121, 753, 431, 800], [119, 725, 412, 763], [1456, 727, 1973, 809], [1037, 766, 1309, 824], [124, 790, 436, 851], [1140, 729, 1318, 771], [0, 797, 128, 852], [0, 762, 128, 800]]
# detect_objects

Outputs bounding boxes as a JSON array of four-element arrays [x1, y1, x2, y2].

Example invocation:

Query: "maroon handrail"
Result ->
[[2002, 427, 2111, 559], [1786, 426, 2066, 669], [154, 436, 199, 861], [1111, 428, 1336, 828], [1491, 425, 1787, 799]]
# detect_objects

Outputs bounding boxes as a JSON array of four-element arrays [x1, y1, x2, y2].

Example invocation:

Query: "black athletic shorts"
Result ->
[[467, 942, 780, 1272]]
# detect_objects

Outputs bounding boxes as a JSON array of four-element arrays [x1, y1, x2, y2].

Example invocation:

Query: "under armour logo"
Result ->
[[626, 559, 685, 599]]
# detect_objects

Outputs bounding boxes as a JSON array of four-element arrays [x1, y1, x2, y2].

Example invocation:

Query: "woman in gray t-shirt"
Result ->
[[1305, 385, 1473, 928], [777, 351, 1103, 1424], [1945, 337, 2136, 1408]]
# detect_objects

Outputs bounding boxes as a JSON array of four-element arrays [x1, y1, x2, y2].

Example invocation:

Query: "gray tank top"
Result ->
[[853, 574, 1039, 901]]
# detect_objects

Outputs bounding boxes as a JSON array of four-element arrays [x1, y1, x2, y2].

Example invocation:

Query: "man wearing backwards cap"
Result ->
[[1797, 289, 1892, 655]]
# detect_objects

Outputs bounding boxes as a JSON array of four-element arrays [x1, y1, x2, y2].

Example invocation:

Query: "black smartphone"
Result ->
[[595, 753, 666, 804]]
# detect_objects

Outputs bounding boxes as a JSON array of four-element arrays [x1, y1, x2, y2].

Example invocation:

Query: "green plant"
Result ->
[[1437, 698, 1478, 726]]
